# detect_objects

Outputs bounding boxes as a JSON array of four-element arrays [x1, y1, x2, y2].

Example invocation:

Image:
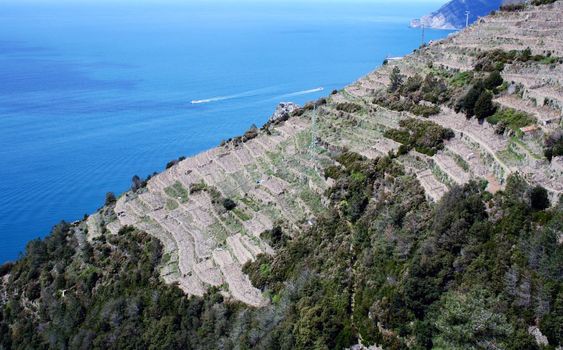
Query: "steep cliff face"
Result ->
[[411, 0, 504, 30]]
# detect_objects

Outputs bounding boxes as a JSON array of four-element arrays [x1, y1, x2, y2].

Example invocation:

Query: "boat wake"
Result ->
[[279, 87, 324, 98], [191, 95, 239, 104], [190, 87, 272, 105], [191, 87, 324, 105]]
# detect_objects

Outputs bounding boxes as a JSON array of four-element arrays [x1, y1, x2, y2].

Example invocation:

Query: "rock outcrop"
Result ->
[[268, 102, 300, 123]]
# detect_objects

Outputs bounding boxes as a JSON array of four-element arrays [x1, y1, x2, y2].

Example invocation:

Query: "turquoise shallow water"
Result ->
[[0, 0, 451, 262]]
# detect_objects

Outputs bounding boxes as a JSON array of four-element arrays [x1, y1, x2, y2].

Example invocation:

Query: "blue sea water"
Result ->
[[0, 0, 451, 263]]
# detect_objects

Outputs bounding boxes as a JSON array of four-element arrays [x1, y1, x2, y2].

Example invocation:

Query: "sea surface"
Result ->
[[0, 0, 451, 262]]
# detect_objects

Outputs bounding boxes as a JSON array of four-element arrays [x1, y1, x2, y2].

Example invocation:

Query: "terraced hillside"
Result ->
[[88, 1, 563, 306]]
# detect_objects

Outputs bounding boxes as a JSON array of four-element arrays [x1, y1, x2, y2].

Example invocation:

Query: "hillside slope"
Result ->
[[1, 1, 563, 349]]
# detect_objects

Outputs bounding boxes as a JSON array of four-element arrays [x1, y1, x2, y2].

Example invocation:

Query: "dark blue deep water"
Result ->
[[0, 0, 450, 262]]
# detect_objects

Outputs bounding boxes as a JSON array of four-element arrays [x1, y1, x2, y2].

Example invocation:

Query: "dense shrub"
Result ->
[[530, 185, 550, 210], [384, 118, 455, 156], [500, 3, 526, 12], [487, 107, 537, 132], [336, 102, 362, 113], [484, 70, 504, 90], [456, 80, 485, 117], [222, 198, 237, 211], [474, 90, 496, 119], [104, 192, 116, 205], [388, 66, 404, 92], [131, 175, 147, 192], [374, 72, 449, 118], [475, 48, 560, 72], [165, 156, 186, 169]]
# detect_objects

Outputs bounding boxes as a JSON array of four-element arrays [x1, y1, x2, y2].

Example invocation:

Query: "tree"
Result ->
[[131, 175, 145, 192], [484, 70, 503, 90], [105, 192, 116, 206], [474, 91, 495, 120], [530, 186, 550, 211], [462, 82, 484, 117], [388, 67, 404, 93], [433, 289, 514, 349], [223, 198, 237, 211]]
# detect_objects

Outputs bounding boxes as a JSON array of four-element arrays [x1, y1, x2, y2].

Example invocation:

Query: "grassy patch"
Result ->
[[511, 137, 543, 160], [223, 211, 244, 232], [486, 108, 537, 132], [449, 71, 473, 87], [165, 199, 179, 211], [208, 222, 228, 244], [300, 188, 324, 215], [164, 181, 190, 203], [233, 208, 252, 221], [451, 153, 470, 172], [239, 196, 261, 211], [499, 144, 526, 163]]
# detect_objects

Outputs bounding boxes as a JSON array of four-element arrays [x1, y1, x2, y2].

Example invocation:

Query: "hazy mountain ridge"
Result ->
[[411, 0, 504, 29]]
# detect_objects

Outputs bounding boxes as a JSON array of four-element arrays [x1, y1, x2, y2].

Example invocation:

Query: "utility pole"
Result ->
[[310, 106, 317, 155], [465, 11, 470, 28]]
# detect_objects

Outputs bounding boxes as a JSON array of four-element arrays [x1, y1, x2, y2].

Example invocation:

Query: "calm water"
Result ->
[[0, 0, 450, 262]]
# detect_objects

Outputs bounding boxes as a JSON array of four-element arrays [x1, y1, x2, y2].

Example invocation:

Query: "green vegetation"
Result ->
[[166, 198, 179, 210], [222, 198, 237, 211], [475, 49, 561, 72], [189, 181, 208, 194], [104, 192, 116, 206], [449, 71, 474, 87], [384, 118, 455, 156], [165, 156, 186, 169], [487, 107, 537, 133], [500, 3, 527, 12], [474, 90, 495, 120], [530, 185, 550, 211], [455, 70, 506, 119], [164, 181, 190, 203], [388, 66, 404, 93], [373, 68, 452, 118], [131, 175, 148, 192], [335, 102, 363, 113], [232, 207, 252, 221], [1, 152, 561, 349], [484, 70, 504, 90], [0, 225, 253, 349]]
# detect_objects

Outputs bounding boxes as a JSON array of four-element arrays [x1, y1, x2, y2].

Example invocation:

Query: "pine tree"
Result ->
[[474, 90, 495, 119], [388, 66, 404, 93], [484, 70, 503, 90]]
